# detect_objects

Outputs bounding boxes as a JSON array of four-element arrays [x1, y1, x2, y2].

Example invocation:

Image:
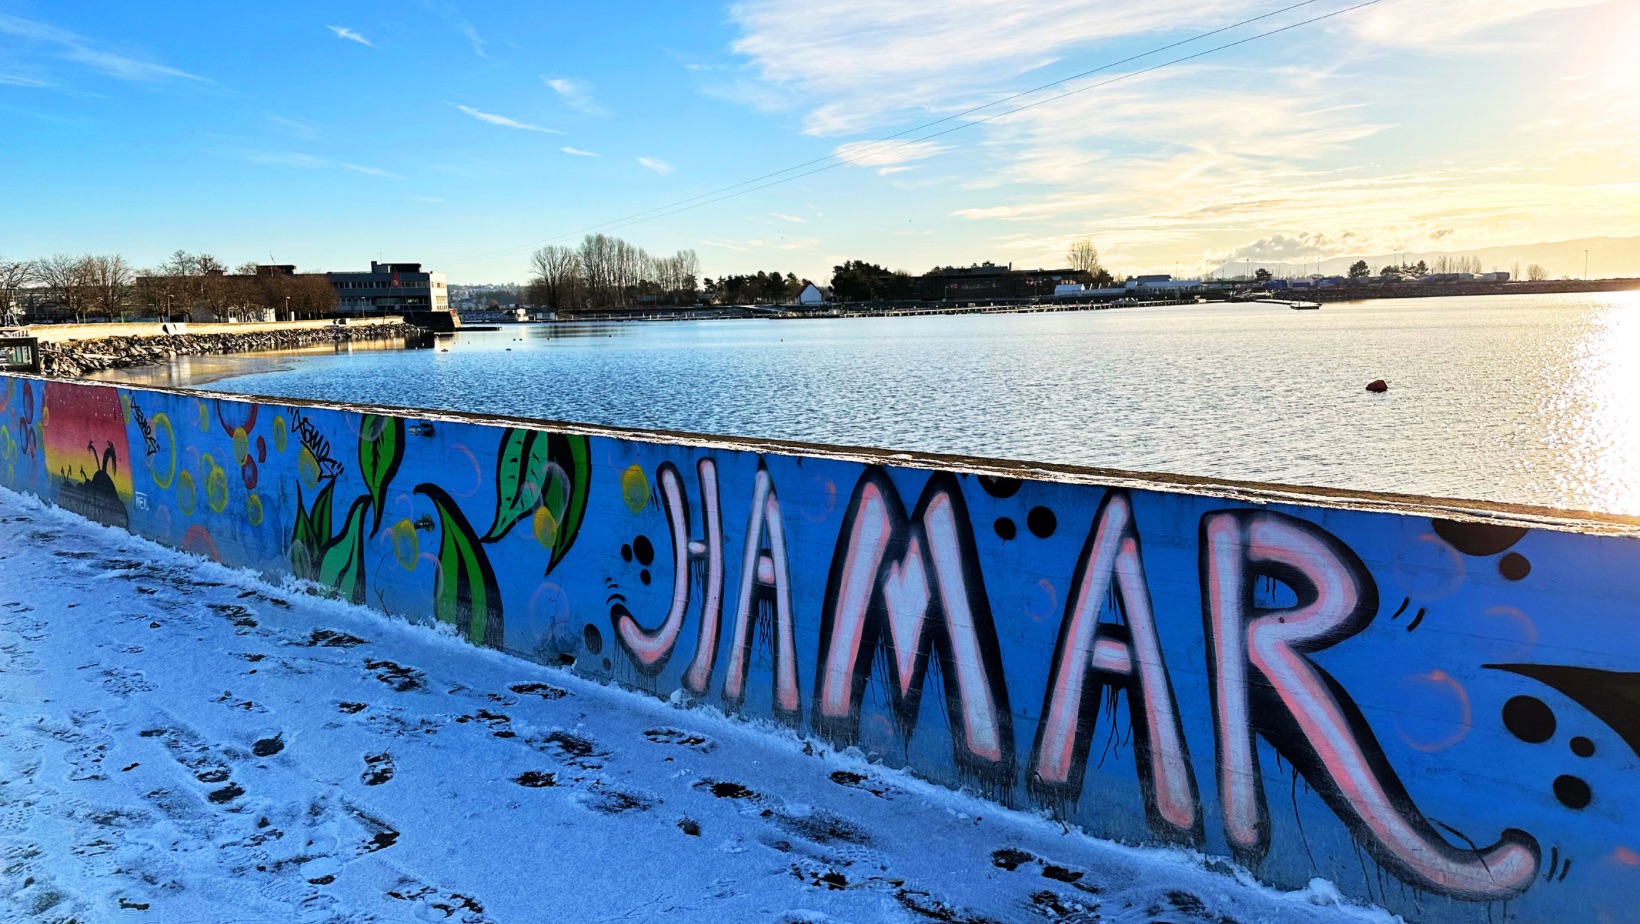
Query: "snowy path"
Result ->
[[0, 488, 1397, 924]]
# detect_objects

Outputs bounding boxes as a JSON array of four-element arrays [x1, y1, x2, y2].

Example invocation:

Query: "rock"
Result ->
[[39, 322, 425, 378], [1365, 379, 1388, 393]]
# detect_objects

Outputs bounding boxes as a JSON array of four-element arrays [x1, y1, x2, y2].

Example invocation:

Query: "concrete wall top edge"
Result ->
[[11, 371, 1639, 537]]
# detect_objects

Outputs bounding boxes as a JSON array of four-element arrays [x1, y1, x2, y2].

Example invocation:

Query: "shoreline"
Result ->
[[38, 321, 426, 378], [545, 277, 1640, 323]]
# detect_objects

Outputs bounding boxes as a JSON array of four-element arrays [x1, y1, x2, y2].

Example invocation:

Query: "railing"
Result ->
[[0, 334, 40, 373]]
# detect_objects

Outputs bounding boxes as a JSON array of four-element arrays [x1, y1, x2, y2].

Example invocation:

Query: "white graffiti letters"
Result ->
[[611, 460, 724, 677], [1202, 510, 1540, 900], [722, 462, 801, 719], [814, 470, 1014, 777], [1030, 492, 1201, 844]]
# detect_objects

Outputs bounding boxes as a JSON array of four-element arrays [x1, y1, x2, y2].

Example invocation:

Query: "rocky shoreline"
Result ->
[[39, 322, 426, 378]]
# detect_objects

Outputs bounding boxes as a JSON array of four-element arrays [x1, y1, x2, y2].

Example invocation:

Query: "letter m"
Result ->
[[813, 468, 1014, 782]]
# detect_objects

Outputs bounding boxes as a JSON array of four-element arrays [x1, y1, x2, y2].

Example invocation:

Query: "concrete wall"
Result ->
[[24, 318, 405, 343], [3, 373, 1638, 923]]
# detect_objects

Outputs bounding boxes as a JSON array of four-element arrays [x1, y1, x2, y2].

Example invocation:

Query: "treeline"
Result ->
[[703, 271, 808, 304], [0, 250, 337, 324], [527, 235, 700, 311]]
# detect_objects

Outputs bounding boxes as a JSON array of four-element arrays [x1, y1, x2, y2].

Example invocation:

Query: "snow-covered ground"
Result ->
[[0, 487, 1400, 924]]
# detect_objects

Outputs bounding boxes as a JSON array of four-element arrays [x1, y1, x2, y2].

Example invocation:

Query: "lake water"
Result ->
[[100, 292, 1640, 516]]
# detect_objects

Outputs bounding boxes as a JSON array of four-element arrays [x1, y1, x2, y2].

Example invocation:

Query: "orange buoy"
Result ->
[[1366, 379, 1388, 393]]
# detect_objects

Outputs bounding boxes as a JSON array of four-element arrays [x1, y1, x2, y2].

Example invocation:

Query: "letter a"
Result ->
[[1030, 491, 1200, 845]]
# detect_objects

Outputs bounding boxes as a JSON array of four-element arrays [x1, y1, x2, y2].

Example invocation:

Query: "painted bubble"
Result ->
[[298, 446, 320, 489], [392, 519, 420, 571], [621, 464, 649, 513], [149, 413, 176, 489], [204, 457, 229, 514], [247, 493, 264, 527], [177, 470, 197, 515], [533, 504, 560, 549]]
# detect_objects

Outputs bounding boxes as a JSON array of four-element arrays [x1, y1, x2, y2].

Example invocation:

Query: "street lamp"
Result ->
[[284, 296, 291, 321]]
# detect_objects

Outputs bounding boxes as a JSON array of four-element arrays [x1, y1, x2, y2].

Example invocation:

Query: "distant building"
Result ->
[[919, 262, 1087, 300], [1053, 283, 1127, 299], [326, 262, 449, 314], [1125, 274, 1203, 293], [797, 282, 824, 306]]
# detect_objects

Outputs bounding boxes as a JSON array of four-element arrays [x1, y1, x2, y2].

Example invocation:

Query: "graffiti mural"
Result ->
[[3, 374, 1639, 924]]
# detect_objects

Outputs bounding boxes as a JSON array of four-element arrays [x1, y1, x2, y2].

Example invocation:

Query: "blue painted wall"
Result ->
[[3, 374, 1638, 922]]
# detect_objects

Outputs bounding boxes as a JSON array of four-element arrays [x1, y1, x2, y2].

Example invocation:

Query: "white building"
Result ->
[[797, 282, 824, 306]]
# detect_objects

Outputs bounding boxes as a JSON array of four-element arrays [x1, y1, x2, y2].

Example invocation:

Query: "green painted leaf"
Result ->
[[417, 483, 504, 649], [290, 480, 338, 582], [548, 433, 591, 575], [317, 496, 371, 605], [291, 485, 315, 580], [359, 414, 405, 536], [310, 479, 335, 551], [484, 428, 549, 542]]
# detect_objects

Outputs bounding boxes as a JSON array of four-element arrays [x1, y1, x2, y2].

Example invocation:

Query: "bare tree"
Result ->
[[83, 254, 134, 320], [528, 245, 583, 311], [0, 256, 36, 325], [35, 254, 95, 322], [1527, 263, 1549, 282], [1066, 237, 1103, 276]]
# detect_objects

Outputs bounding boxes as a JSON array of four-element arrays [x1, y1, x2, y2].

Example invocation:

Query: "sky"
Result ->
[[1, 0, 1637, 284]]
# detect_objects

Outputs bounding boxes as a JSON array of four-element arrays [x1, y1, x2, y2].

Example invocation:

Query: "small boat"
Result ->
[[1288, 301, 1321, 310]]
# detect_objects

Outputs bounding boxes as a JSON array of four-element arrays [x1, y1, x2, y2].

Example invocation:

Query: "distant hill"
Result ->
[[1212, 235, 1640, 280]]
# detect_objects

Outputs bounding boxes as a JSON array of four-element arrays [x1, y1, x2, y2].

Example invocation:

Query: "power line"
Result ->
[[447, 0, 1385, 268], [444, 0, 1333, 268]]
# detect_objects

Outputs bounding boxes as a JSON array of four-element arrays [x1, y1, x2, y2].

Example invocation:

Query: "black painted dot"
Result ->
[[1554, 775, 1591, 810], [1571, 736, 1595, 758], [633, 535, 655, 566], [602, 657, 612, 671], [1431, 519, 1527, 556], [978, 476, 1022, 498], [994, 518, 1017, 541], [640, 569, 651, 585], [582, 623, 603, 655], [620, 544, 633, 563], [1502, 695, 1556, 743], [1499, 553, 1531, 581], [1026, 506, 1057, 539]]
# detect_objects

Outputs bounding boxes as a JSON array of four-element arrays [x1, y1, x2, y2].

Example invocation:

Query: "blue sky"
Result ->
[[2, 0, 1636, 283]]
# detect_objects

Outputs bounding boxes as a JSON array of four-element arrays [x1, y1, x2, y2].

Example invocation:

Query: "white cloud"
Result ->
[[715, 0, 1639, 273], [543, 77, 608, 116], [463, 24, 487, 57], [1351, 0, 1608, 46], [246, 151, 400, 178], [452, 104, 560, 133], [637, 156, 674, 175], [266, 115, 320, 141], [0, 73, 56, 88], [727, 0, 1611, 134], [769, 212, 806, 223], [833, 139, 948, 168], [0, 12, 200, 82], [327, 25, 375, 48], [561, 147, 599, 157]]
